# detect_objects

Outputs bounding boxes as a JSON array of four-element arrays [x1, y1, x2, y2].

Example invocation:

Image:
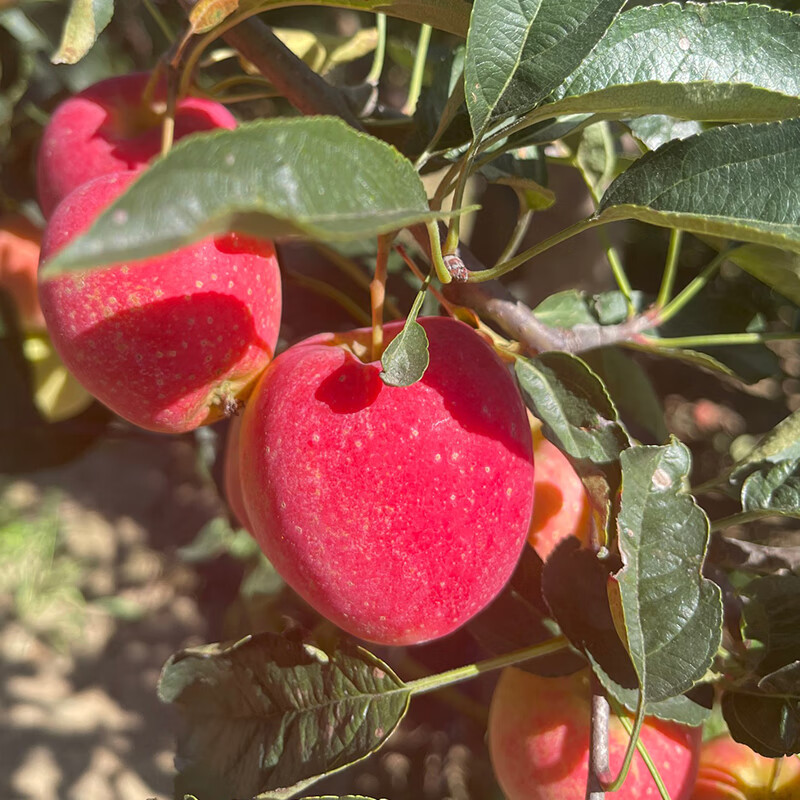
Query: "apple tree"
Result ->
[[2, 1, 800, 799]]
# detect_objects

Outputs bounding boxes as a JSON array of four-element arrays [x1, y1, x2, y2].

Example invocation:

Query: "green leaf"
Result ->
[[583, 348, 668, 444], [42, 117, 452, 277], [590, 654, 712, 727], [614, 439, 722, 703], [728, 245, 800, 307], [730, 409, 800, 485], [159, 633, 410, 799], [52, 0, 114, 65], [188, 0, 240, 35], [722, 689, 800, 758], [742, 459, 800, 519], [543, 3, 800, 124], [597, 120, 800, 255], [464, 0, 626, 134], [743, 575, 800, 676], [514, 352, 630, 476], [380, 284, 431, 387], [576, 121, 616, 196], [479, 153, 555, 211], [627, 115, 703, 151]]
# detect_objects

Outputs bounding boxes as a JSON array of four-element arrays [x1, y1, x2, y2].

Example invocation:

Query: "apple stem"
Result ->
[[403, 636, 570, 696], [403, 23, 433, 116], [655, 229, 684, 309], [370, 235, 391, 361]]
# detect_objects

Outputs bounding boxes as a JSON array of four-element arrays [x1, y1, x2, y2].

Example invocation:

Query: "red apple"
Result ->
[[527, 416, 593, 560], [224, 413, 253, 530], [239, 316, 535, 645], [0, 213, 44, 329], [489, 668, 701, 800], [691, 733, 800, 799], [37, 72, 236, 217], [38, 171, 281, 433]]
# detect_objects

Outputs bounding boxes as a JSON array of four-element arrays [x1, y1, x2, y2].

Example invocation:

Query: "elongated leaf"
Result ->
[[743, 575, 800, 676], [159, 633, 409, 799], [614, 439, 722, 703], [541, 3, 800, 124], [189, 0, 240, 35], [464, 0, 625, 134], [742, 459, 800, 519], [52, 0, 114, 64], [597, 120, 800, 255], [42, 118, 450, 277]]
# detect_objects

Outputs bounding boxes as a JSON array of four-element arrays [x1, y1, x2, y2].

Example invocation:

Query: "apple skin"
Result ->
[[691, 733, 800, 800], [37, 72, 236, 217], [239, 316, 535, 645], [489, 668, 702, 800], [224, 413, 253, 530], [38, 171, 281, 433], [527, 417, 593, 560], [0, 213, 45, 329]]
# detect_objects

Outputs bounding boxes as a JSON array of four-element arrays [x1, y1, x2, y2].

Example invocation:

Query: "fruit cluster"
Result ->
[[35, 72, 538, 648]]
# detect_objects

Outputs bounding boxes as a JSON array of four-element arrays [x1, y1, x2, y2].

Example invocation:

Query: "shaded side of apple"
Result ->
[[37, 72, 237, 217], [528, 417, 593, 560], [38, 171, 281, 433], [489, 668, 701, 800], [239, 316, 535, 645]]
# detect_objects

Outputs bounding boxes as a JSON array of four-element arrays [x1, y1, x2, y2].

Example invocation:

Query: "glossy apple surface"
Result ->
[[691, 733, 800, 799], [38, 171, 281, 433], [37, 72, 236, 217], [528, 417, 593, 560], [239, 316, 535, 645], [489, 668, 701, 800]]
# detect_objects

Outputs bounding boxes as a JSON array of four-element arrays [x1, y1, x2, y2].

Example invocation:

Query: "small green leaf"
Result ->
[[380, 283, 430, 387], [576, 121, 616, 196], [615, 439, 722, 703], [42, 117, 453, 277], [52, 0, 114, 65], [545, 3, 800, 124], [159, 633, 410, 799], [479, 153, 555, 210], [627, 115, 703, 151], [730, 409, 800, 485], [189, 0, 239, 33], [464, 0, 626, 134], [742, 459, 800, 519]]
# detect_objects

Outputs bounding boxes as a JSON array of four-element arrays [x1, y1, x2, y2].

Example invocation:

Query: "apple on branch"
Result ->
[[239, 316, 536, 645], [38, 171, 282, 433], [489, 668, 702, 800], [37, 71, 236, 218]]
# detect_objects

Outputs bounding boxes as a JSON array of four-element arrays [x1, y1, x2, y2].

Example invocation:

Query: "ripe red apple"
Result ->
[[38, 171, 281, 433], [37, 72, 236, 217], [0, 213, 44, 329], [691, 733, 800, 799], [489, 668, 701, 800], [224, 413, 253, 530], [527, 416, 593, 560], [239, 316, 535, 645]]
